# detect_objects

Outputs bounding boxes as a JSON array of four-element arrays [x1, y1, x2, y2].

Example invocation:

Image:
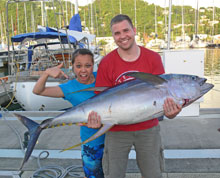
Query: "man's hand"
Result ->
[[163, 98, 182, 119]]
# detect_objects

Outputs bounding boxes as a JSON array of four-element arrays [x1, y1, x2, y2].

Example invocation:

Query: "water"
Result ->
[[0, 48, 220, 109], [0, 66, 8, 78], [201, 48, 220, 108]]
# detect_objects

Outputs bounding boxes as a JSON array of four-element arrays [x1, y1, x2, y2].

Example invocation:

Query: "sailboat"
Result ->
[[175, 0, 190, 49], [189, 0, 207, 48], [5, 0, 102, 111]]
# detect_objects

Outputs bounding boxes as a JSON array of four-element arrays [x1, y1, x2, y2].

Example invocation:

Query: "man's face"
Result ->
[[111, 20, 136, 51]]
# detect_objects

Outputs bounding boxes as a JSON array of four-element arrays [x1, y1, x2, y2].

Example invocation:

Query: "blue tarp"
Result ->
[[69, 13, 82, 32], [11, 32, 68, 43], [45, 27, 77, 44]]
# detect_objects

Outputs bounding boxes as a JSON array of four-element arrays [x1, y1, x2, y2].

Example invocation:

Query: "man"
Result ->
[[95, 14, 182, 178]]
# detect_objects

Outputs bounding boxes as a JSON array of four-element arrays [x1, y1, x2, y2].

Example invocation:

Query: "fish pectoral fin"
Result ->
[[125, 72, 167, 85], [60, 123, 114, 152], [67, 87, 109, 95]]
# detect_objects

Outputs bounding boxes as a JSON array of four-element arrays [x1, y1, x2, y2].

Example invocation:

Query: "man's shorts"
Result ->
[[81, 143, 104, 178]]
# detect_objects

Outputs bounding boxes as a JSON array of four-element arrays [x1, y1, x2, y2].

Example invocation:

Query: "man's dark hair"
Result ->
[[110, 14, 134, 28], [71, 48, 94, 64]]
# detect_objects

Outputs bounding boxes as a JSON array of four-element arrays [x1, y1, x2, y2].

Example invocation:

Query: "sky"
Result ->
[[73, 0, 220, 8]]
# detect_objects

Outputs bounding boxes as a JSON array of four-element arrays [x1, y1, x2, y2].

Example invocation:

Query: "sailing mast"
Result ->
[[155, 4, 157, 39], [16, 3, 19, 35], [167, 0, 172, 50], [94, 3, 99, 36], [119, 0, 122, 14], [41, 1, 44, 26], [24, 3, 28, 33], [212, 0, 215, 37], [2, 12, 7, 45], [90, 0, 94, 34], [31, 4, 35, 32], [11, 15, 14, 36], [0, 13, 4, 47], [134, 0, 137, 30], [75, 0, 78, 14], [195, 0, 199, 37], [181, 0, 185, 42]]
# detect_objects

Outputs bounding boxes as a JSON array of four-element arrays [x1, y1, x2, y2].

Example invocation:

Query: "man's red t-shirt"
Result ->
[[95, 46, 165, 131]]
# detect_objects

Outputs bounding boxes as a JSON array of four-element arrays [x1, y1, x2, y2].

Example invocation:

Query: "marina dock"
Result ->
[[0, 109, 220, 178]]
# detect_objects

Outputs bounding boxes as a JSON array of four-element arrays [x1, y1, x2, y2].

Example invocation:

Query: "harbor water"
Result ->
[[201, 48, 220, 108]]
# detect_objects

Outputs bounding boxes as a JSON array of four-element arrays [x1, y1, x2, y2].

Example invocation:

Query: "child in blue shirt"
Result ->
[[33, 48, 105, 178]]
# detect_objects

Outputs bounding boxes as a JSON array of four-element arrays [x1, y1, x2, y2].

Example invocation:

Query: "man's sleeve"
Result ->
[[95, 59, 113, 88], [152, 53, 165, 75]]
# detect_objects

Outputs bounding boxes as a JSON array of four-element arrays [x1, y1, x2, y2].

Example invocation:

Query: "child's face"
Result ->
[[73, 54, 94, 84]]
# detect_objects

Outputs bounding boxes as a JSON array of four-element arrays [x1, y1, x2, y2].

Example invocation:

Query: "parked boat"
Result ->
[[3, 0, 102, 111]]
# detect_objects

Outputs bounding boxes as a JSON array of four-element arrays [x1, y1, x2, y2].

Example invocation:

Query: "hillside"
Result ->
[[0, 0, 219, 42]]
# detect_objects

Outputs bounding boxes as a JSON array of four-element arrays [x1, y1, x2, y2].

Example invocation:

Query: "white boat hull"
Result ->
[[12, 82, 72, 111]]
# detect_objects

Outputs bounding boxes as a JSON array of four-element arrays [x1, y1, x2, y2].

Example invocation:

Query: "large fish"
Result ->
[[15, 72, 214, 169]]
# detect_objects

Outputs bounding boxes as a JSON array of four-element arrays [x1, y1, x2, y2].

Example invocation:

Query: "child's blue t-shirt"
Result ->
[[59, 72, 105, 146]]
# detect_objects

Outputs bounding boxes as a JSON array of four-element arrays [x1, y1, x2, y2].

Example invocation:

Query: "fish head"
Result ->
[[162, 74, 214, 107]]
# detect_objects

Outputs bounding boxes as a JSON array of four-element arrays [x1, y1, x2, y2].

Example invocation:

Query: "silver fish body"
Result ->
[[49, 73, 211, 126], [15, 73, 214, 169]]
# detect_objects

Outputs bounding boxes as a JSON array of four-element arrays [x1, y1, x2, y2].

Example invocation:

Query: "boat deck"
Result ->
[[0, 109, 220, 178]]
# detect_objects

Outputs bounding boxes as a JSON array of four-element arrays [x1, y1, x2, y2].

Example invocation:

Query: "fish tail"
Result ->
[[14, 113, 43, 170]]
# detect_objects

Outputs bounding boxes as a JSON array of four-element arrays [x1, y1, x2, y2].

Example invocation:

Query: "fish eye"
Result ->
[[192, 76, 197, 80]]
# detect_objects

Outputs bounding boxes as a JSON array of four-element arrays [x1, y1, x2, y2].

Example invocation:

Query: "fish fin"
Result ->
[[67, 87, 109, 95], [125, 72, 167, 85], [60, 124, 114, 152], [14, 114, 43, 170]]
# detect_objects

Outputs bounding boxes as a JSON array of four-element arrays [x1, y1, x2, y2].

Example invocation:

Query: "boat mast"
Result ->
[[41, 1, 44, 26], [2, 12, 7, 45], [71, 1, 73, 17], [119, 0, 122, 14], [16, 3, 19, 34], [94, 3, 99, 36], [212, 0, 215, 37], [0, 13, 4, 46], [164, 0, 167, 40], [65, 0, 68, 24], [11, 15, 14, 36], [134, 0, 137, 30], [75, 0, 78, 14], [181, 0, 185, 42], [24, 3, 28, 33], [155, 4, 157, 39], [90, 0, 94, 34], [167, 0, 172, 50], [31, 4, 35, 32], [195, 0, 199, 37]]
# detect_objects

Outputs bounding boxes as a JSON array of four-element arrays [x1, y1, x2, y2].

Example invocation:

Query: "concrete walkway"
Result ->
[[0, 108, 220, 177]]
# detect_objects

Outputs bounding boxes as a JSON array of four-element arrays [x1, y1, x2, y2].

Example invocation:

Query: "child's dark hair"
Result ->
[[71, 48, 94, 64]]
